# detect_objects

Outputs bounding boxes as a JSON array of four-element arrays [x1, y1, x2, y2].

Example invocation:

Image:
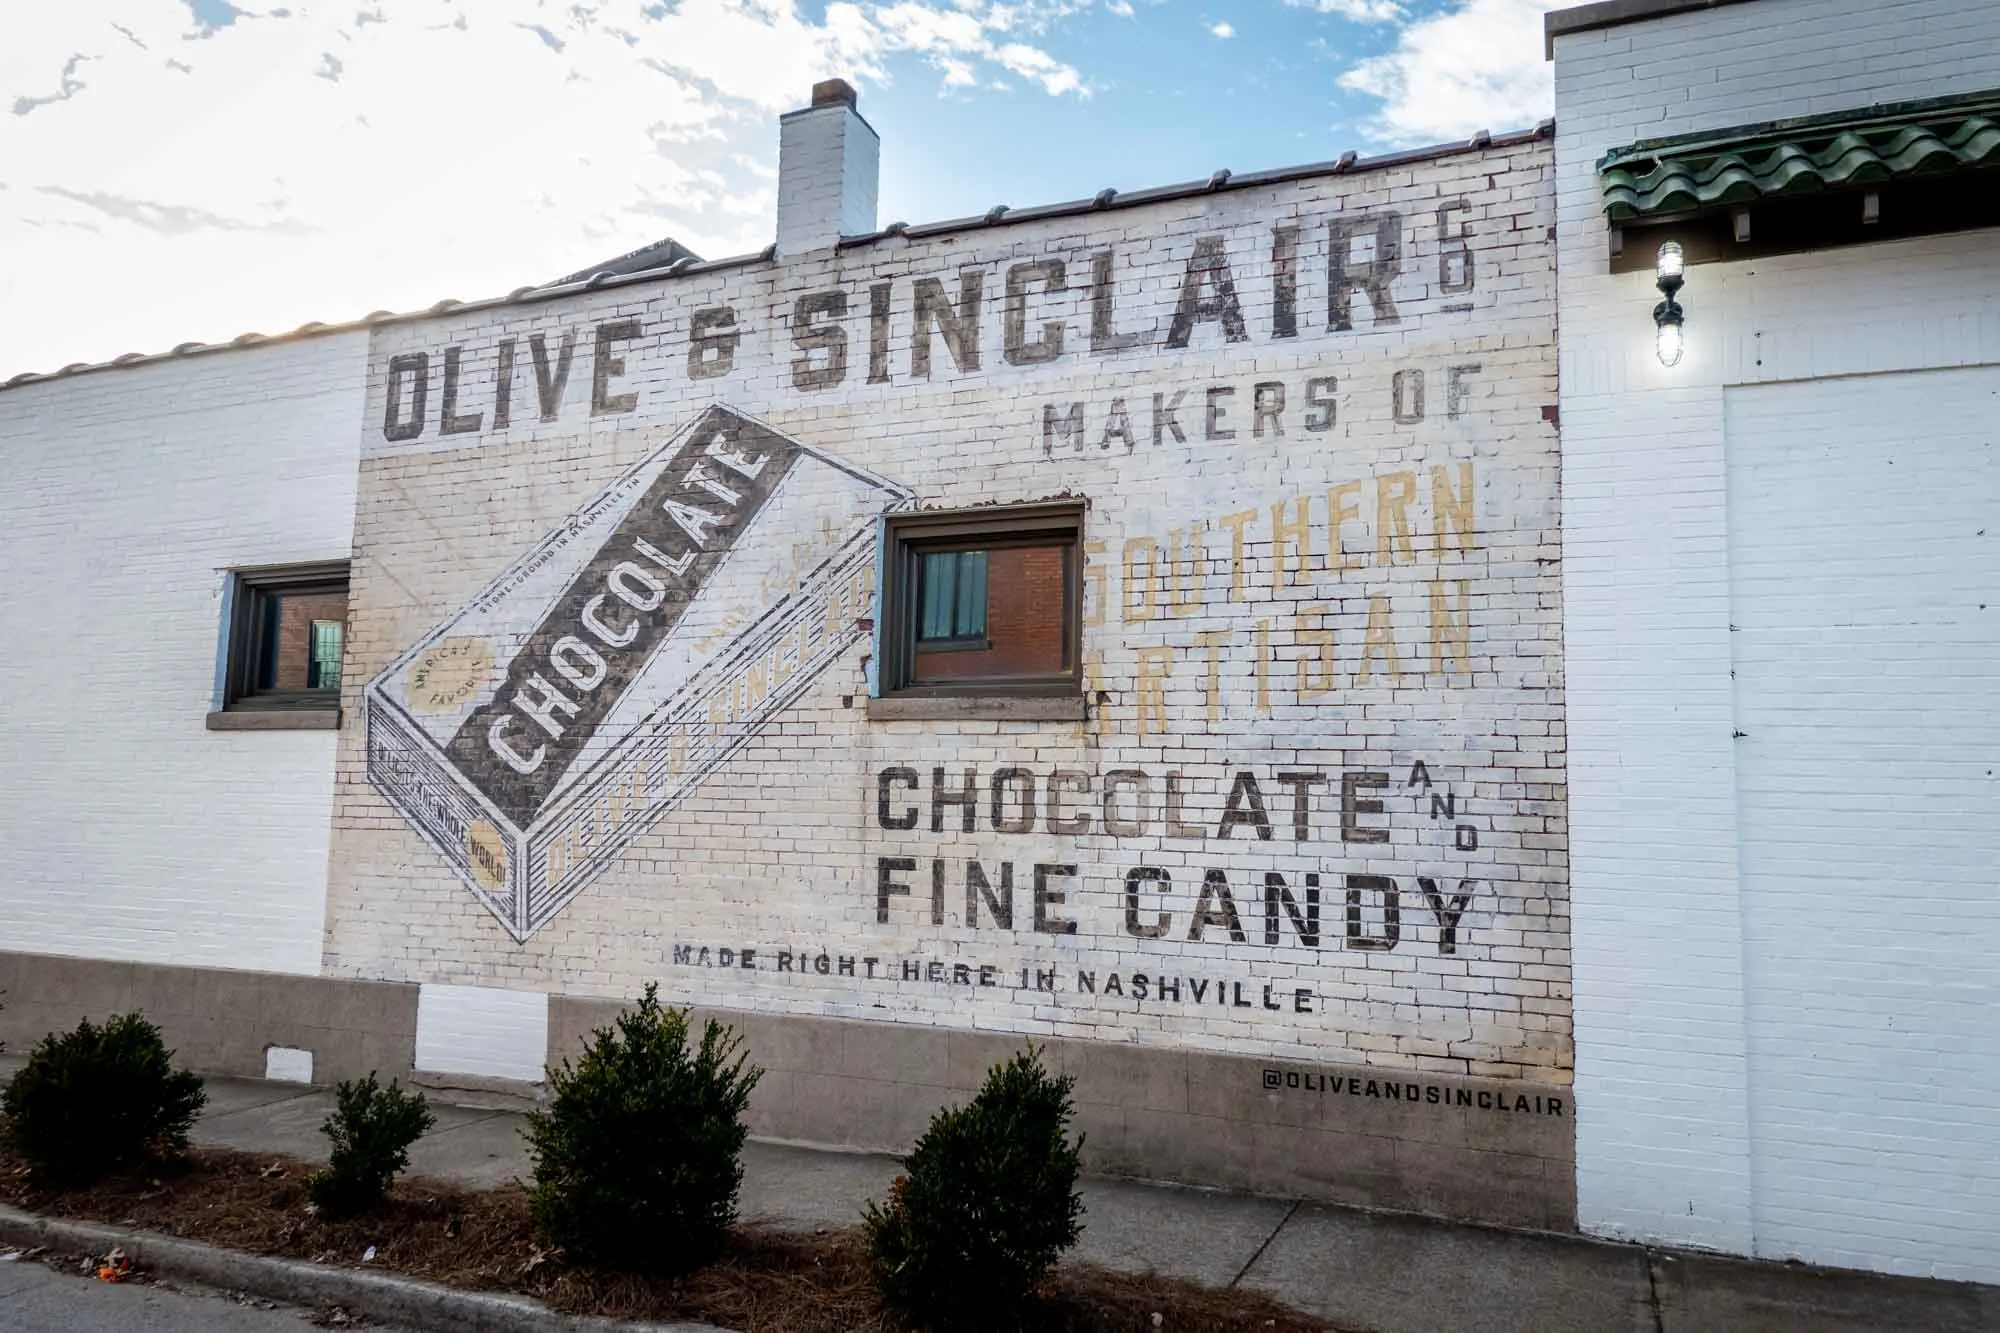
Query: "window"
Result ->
[[209, 561, 350, 730], [918, 550, 988, 645], [309, 620, 344, 691], [875, 501, 1084, 719]]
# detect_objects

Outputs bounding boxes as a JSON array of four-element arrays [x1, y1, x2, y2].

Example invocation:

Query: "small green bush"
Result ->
[[306, 1074, 436, 1216], [0, 1012, 206, 1184], [863, 1046, 1085, 1330], [526, 984, 762, 1272]]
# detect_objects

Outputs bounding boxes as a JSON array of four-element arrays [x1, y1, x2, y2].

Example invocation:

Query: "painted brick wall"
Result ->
[[1553, 0, 2000, 1281], [777, 100, 879, 259], [1723, 368, 1999, 1281], [324, 138, 1568, 1091], [0, 334, 368, 974]]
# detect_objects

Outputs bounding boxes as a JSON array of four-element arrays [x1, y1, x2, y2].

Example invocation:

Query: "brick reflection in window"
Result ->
[[914, 544, 1067, 681], [264, 591, 349, 691]]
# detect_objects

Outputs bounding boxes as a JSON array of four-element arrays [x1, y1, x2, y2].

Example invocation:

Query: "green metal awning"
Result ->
[[1599, 91, 2000, 224]]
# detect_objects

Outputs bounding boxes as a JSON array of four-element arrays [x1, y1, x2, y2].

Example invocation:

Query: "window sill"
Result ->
[[866, 694, 1086, 722], [206, 708, 341, 732]]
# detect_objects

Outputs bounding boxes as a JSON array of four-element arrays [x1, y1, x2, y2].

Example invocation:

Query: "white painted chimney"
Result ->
[[775, 79, 879, 257]]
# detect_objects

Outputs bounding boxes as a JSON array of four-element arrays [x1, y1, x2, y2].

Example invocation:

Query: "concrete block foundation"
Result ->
[[1, 951, 1571, 1230]]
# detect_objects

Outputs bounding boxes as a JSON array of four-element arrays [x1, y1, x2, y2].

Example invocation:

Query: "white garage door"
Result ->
[[1725, 366, 2000, 1282]]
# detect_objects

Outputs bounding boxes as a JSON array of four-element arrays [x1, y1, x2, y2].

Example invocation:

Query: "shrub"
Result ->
[[526, 984, 762, 1271], [0, 1012, 206, 1184], [863, 1046, 1085, 1330], [306, 1074, 436, 1216]]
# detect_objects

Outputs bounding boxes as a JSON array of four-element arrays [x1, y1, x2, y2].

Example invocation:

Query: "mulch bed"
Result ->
[[0, 1148, 1341, 1332]]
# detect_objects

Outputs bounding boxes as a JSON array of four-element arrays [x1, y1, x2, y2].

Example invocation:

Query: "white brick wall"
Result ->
[[0, 335, 367, 975], [1724, 368, 1999, 1281], [776, 99, 880, 257], [326, 140, 1572, 1086], [1554, 0, 2000, 1280]]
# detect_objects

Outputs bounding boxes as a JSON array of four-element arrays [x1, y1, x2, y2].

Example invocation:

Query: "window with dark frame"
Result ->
[[879, 502, 1083, 698], [220, 562, 351, 714]]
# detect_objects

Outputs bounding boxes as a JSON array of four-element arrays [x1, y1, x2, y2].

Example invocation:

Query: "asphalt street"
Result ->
[[0, 1253, 409, 1332]]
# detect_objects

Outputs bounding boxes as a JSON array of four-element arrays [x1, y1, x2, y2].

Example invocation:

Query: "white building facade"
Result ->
[[1550, 0, 2000, 1284], [0, 0, 1994, 1285], [0, 334, 367, 978], [2, 85, 1577, 1229], [325, 89, 1573, 1226]]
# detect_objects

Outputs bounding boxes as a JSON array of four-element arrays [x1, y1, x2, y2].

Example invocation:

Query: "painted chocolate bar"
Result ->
[[364, 405, 913, 939]]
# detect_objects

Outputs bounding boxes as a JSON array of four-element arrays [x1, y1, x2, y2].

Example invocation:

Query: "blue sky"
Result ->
[[866, 1, 1426, 215], [0, 0, 1560, 375]]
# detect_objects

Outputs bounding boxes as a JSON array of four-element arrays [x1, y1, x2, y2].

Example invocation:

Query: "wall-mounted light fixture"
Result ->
[[1653, 240, 1686, 367]]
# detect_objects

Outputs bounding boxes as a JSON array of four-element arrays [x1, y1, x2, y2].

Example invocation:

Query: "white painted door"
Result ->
[[1724, 366, 2000, 1283]]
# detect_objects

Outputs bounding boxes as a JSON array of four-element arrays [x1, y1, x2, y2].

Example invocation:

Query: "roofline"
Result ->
[[1544, 0, 1765, 59], [0, 121, 1553, 397], [1598, 87, 2000, 168], [839, 123, 1551, 247]]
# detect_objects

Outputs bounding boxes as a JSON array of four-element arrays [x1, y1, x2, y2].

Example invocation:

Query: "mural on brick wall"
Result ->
[[333, 138, 1568, 1081], [366, 405, 912, 939]]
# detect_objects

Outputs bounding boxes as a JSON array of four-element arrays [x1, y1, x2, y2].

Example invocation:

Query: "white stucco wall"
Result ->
[[0, 334, 367, 975], [1553, 0, 2000, 1282]]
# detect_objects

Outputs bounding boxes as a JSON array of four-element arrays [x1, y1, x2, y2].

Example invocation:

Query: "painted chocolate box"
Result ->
[[364, 405, 913, 940]]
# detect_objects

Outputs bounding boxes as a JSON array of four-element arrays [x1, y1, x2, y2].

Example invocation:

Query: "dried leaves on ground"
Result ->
[[0, 1147, 1339, 1332]]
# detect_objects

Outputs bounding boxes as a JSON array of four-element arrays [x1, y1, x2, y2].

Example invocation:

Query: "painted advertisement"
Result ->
[[365, 405, 912, 938], [327, 136, 1568, 1082]]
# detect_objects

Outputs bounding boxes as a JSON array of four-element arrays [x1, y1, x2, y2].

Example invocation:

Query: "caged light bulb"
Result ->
[[1656, 318, 1685, 367]]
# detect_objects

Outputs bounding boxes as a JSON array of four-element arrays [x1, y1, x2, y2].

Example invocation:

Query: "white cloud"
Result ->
[[994, 42, 1086, 95], [1282, 0, 1402, 21], [1210, 20, 1235, 38], [0, 0, 1090, 376], [1105, 0, 1134, 15], [1339, 0, 1559, 145]]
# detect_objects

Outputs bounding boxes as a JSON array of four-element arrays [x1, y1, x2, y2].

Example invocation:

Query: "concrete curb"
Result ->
[[0, 1204, 728, 1333]]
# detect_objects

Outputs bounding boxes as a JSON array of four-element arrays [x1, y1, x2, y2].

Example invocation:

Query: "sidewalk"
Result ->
[[13, 1061, 2000, 1333]]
